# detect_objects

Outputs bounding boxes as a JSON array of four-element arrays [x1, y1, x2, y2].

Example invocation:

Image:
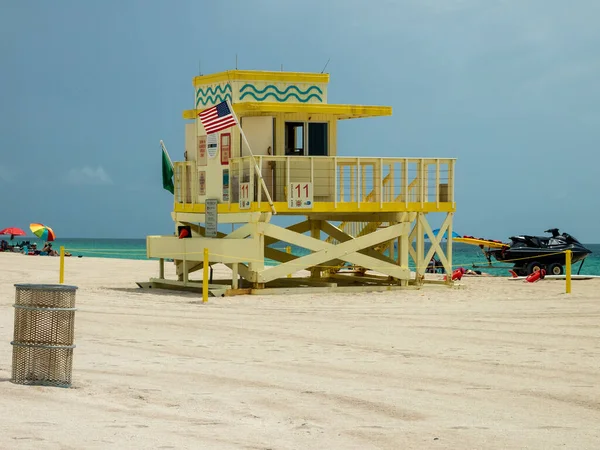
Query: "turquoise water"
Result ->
[[8, 238, 600, 276], [270, 242, 600, 276], [10, 238, 148, 260]]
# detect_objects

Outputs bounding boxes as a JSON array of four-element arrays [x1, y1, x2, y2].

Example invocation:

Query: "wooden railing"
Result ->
[[174, 156, 455, 210]]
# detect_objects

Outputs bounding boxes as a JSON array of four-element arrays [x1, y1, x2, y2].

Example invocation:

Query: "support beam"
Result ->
[[408, 221, 418, 265], [248, 222, 265, 273], [310, 219, 322, 278], [259, 222, 411, 282], [320, 221, 402, 269], [263, 220, 311, 247], [399, 227, 409, 286], [421, 213, 451, 274], [445, 212, 454, 283], [265, 247, 297, 264], [224, 262, 255, 283], [415, 213, 425, 282], [232, 263, 239, 289]]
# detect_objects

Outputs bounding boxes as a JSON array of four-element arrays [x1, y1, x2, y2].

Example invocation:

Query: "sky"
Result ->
[[1, 0, 599, 242]]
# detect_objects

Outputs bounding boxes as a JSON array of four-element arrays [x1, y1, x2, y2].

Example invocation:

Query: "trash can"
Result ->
[[11, 284, 78, 388]]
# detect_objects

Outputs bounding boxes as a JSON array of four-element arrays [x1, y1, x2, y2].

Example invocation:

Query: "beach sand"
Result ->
[[0, 254, 599, 449]]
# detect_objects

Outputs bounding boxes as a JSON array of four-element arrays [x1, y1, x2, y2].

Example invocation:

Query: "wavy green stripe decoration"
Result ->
[[239, 84, 323, 102], [196, 93, 232, 106], [196, 84, 232, 106], [196, 83, 232, 97], [240, 84, 323, 95], [240, 92, 322, 102]]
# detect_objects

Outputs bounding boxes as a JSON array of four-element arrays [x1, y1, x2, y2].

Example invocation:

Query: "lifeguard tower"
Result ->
[[146, 69, 456, 293]]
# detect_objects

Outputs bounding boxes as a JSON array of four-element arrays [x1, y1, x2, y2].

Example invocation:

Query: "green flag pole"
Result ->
[[160, 140, 175, 194]]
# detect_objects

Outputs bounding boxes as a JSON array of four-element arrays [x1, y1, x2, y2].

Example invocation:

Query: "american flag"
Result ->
[[197, 100, 238, 134]]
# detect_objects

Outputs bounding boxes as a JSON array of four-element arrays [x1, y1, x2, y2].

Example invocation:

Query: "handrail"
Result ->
[[174, 156, 454, 209]]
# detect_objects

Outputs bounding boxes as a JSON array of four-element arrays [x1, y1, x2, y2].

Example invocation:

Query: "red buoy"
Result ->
[[444, 267, 465, 281], [526, 269, 546, 283], [451, 268, 464, 281], [179, 228, 189, 239]]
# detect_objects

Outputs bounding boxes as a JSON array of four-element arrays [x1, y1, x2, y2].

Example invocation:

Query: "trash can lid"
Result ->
[[14, 283, 78, 291]]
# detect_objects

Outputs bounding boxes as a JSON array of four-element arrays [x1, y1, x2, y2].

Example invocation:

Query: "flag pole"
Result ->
[[160, 139, 174, 167], [226, 99, 276, 214]]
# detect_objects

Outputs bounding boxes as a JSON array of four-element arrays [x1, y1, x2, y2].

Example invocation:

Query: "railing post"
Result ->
[[227, 160, 231, 209], [182, 164, 187, 205], [250, 158, 255, 208], [334, 157, 338, 207], [449, 159, 455, 207], [403, 158, 408, 207], [357, 158, 361, 208], [286, 156, 291, 204], [362, 161, 366, 203], [379, 158, 384, 208], [420, 158, 425, 208], [436, 158, 440, 210], [350, 165, 355, 203], [238, 158, 244, 206], [389, 162, 395, 202], [257, 156, 262, 207]]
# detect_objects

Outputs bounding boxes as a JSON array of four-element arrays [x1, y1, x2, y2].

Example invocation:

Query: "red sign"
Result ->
[[220, 133, 231, 165], [198, 136, 207, 166]]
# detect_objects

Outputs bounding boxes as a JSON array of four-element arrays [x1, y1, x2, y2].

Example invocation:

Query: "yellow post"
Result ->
[[202, 248, 209, 303], [286, 246, 292, 278], [59, 246, 65, 284], [565, 250, 572, 294]]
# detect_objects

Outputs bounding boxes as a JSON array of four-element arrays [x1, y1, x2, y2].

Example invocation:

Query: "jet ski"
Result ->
[[486, 228, 592, 276]]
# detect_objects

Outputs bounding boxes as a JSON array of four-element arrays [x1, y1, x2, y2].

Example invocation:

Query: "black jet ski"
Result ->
[[486, 228, 592, 276]]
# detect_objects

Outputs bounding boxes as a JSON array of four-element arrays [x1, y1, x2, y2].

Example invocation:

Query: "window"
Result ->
[[308, 123, 327, 156], [285, 122, 304, 155], [284, 121, 328, 156]]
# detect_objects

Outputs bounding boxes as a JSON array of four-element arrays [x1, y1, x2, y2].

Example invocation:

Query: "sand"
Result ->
[[0, 253, 599, 449]]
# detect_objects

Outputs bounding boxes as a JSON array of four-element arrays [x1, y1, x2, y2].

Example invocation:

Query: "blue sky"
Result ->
[[1, 0, 599, 242]]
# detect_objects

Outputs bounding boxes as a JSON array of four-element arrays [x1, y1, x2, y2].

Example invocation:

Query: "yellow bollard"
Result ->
[[286, 246, 292, 278], [202, 248, 209, 303], [565, 249, 571, 294], [59, 246, 65, 284]]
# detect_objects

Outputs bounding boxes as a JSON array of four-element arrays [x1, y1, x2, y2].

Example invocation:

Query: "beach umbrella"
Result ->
[[29, 223, 56, 242], [0, 227, 27, 240], [430, 228, 461, 240]]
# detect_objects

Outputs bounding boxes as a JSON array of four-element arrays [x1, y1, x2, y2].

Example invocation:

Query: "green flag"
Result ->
[[162, 145, 174, 194]]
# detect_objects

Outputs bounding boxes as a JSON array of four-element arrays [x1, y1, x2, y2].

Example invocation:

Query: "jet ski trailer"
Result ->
[[454, 228, 592, 276]]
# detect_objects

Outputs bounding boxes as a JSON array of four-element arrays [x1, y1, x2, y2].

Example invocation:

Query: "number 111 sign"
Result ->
[[288, 182, 313, 209]]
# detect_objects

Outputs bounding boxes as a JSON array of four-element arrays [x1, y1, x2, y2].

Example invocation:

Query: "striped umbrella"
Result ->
[[29, 223, 56, 242]]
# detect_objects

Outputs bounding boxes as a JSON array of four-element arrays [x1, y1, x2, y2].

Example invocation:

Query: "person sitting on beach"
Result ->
[[426, 256, 442, 273], [42, 242, 59, 256], [0, 240, 7, 251]]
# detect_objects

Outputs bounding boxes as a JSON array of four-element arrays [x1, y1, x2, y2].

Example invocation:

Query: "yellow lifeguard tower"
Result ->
[[146, 69, 456, 293]]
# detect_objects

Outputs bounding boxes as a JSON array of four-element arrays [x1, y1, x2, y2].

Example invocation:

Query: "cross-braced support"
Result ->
[[146, 210, 454, 292], [408, 212, 454, 284]]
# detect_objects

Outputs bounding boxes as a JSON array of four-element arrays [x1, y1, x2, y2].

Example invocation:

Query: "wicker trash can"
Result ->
[[11, 284, 78, 388]]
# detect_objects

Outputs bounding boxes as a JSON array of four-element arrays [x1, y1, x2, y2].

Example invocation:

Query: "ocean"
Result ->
[[10, 238, 600, 276]]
